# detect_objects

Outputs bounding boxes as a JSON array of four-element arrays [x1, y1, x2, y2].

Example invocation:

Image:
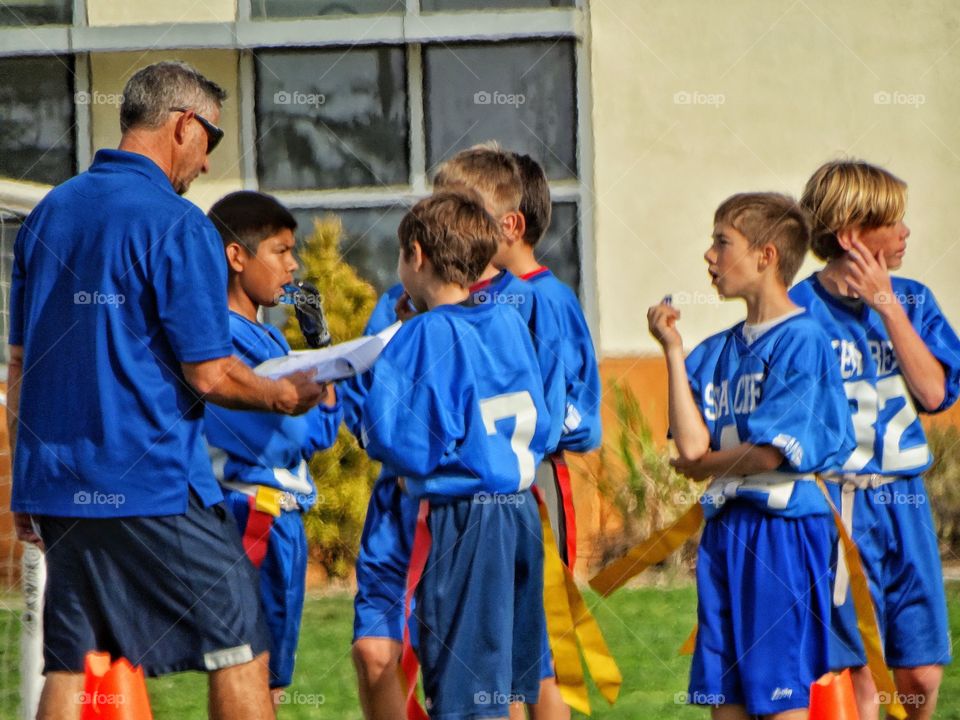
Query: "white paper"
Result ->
[[254, 321, 403, 382]]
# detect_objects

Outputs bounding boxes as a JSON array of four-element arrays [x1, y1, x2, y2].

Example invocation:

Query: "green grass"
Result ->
[[4, 583, 960, 718]]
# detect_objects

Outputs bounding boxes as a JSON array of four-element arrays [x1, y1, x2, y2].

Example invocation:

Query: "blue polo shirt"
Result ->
[[9, 149, 233, 518]]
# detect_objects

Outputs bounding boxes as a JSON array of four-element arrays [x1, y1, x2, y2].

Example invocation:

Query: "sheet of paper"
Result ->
[[254, 321, 403, 382]]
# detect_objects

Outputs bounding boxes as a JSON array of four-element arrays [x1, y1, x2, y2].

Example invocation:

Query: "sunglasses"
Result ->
[[169, 107, 224, 154]]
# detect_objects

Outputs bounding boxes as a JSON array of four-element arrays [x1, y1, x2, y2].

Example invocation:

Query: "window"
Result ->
[[423, 40, 577, 179], [255, 35, 585, 299], [0, 0, 71, 26], [0, 212, 22, 365], [421, 0, 574, 11], [255, 48, 409, 191], [250, 0, 404, 18], [0, 56, 76, 186]]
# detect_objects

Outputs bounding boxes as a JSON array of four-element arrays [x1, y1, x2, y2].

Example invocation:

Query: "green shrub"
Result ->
[[284, 214, 381, 580], [588, 379, 700, 574], [926, 424, 960, 557]]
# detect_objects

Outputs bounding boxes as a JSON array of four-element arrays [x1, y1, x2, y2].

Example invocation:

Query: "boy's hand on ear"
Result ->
[[395, 291, 417, 322], [846, 238, 895, 312], [648, 298, 683, 352]]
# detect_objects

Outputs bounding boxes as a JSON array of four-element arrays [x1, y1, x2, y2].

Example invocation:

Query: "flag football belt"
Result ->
[[821, 472, 896, 489], [588, 474, 906, 720], [220, 481, 301, 516]]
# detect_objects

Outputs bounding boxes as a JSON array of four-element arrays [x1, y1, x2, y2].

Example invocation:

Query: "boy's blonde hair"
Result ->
[[397, 190, 500, 287], [801, 159, 907, 261], [714, 192, 811, 286], [433, 142, 523, 219]]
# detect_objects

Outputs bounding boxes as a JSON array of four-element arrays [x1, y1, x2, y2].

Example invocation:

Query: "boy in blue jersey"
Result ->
[[349, 147, 567, 720], [649, 192, 855, 719], [505, 152, 602, 570], [204, 191, 343, 705], [791, 160, 960, 720], [359, 190, 552, 719]]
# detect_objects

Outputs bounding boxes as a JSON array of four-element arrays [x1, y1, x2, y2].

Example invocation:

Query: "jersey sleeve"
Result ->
[[360, 321, 465, 479], [917, 285, 960, 413], [151, 215, 232, 363], [557, 305, 602, 452], [527, 295, 566, 454], [305, 400, 344, 455], [743, 330, 855, 473]]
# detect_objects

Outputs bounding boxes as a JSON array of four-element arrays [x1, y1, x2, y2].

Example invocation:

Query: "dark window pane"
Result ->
[[0, 212, 22, 364], [424, 40, 577, 181], [251, 0, 403, 18], [423, 0, 573, 9], [537, 202, 579, 295], [292, 206, 408, 294], [0, 0, 71, 25], [256, 48, 409, 191], [0, 56, 75, 186]]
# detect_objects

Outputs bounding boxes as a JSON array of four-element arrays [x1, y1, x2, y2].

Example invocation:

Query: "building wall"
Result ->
[[88, 50, 244, 211], [86, 0, 235, 26], [588, 0, 960, 357]]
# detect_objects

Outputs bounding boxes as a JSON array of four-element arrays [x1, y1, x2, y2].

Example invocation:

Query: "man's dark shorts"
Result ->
[[37, 491, 270, 676]]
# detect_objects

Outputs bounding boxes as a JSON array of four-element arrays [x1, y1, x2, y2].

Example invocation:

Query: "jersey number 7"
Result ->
[[479, 392, 538, 491]]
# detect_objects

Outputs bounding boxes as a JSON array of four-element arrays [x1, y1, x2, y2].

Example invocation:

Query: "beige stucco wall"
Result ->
[[589, 0, 960, 356], [88, 50, 244, 211], [85, 0, 235, 26]]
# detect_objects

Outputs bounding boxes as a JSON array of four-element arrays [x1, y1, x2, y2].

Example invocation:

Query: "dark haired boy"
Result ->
[[205, 190, 342, 704]]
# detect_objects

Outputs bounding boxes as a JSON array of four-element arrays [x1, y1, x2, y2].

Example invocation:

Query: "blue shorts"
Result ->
[[690, 503, 832, 715], [37, 490, 270, 676], [417, 491, 545, 719], [353, 477, 418, 643], [828, 477, 951, 669], [224, 490, 307, 688]]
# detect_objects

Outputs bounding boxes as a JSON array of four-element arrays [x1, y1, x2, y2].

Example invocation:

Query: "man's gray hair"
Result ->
[[120, 61, 227, 133]]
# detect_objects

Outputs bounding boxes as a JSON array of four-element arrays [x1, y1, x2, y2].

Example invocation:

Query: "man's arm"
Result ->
[[6, 344, 41, 545], [181, 356, 326, 415]]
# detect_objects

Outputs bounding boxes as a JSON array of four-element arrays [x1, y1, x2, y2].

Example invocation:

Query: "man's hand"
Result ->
[[648, 298, 684, 353], [272, 371, 327, 415], [845, 238, 896, 314], [14, 512, 43, 549]]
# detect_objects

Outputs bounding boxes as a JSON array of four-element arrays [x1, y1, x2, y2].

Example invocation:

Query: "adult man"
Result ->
[[7, 61, 323, 720]]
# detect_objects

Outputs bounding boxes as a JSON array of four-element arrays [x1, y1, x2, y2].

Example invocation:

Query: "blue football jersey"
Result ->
[[790, 273, 960, 477], [524, 267, 602, 452], [365, 282, 406, 336], [472, 269, 566, 454], [360, 302, 553, 499], [685, 311, 856, 518], [204, 312, 343, 510]]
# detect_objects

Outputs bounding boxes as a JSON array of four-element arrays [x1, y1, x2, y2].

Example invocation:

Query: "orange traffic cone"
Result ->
[[80, 652, 153, 719], [809, 669, 859, 720]]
